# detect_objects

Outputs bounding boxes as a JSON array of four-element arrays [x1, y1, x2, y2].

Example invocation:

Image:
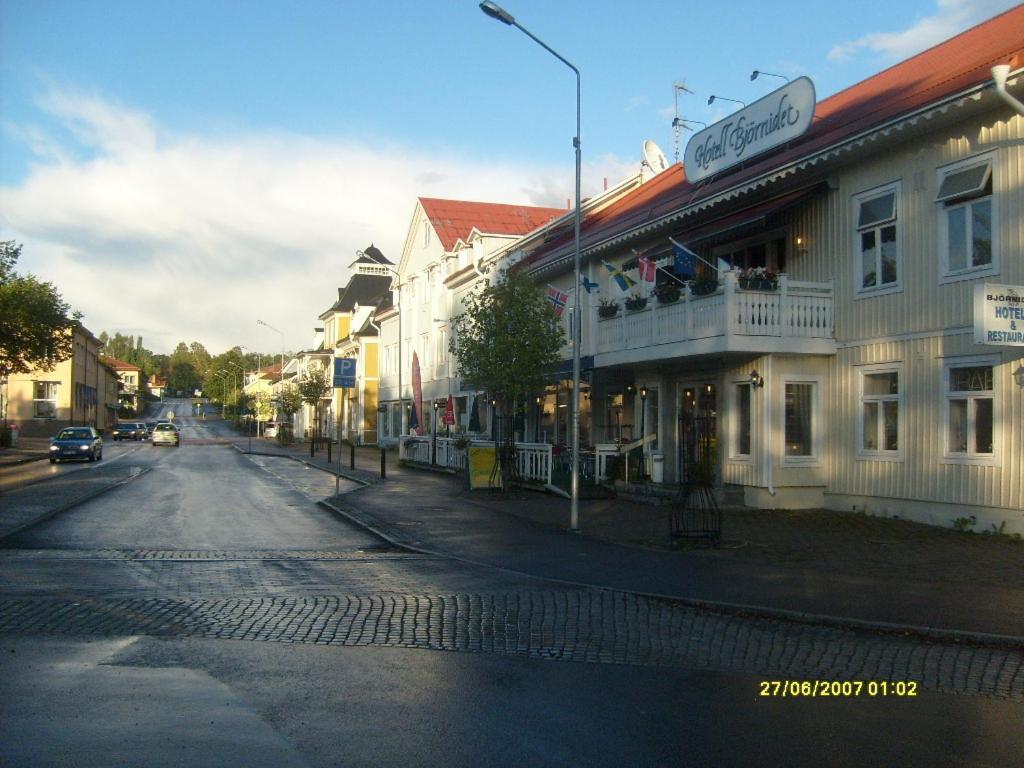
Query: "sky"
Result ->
[[1, 0, 1018, 356]]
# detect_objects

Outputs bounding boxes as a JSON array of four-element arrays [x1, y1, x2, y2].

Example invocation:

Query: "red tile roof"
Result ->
[[101, 356, 141, 371], [419, 197, 566, 251], [522, 5, 1024, 267]]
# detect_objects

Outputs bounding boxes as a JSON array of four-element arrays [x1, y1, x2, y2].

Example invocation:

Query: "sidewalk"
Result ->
[[233, 434, 1024, 643], [0, 436, 51, 467]]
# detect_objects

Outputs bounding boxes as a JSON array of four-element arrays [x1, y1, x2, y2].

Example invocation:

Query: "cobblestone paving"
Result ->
[[2, 588, 1022, 701]]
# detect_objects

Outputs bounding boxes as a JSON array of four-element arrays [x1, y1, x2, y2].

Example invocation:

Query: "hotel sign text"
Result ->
[[975, 283, 1024, 346], [684, 77, 816, 182]]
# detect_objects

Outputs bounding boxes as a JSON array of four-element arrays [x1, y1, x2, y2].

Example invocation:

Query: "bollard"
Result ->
[[380, 447, 386, 479], [327, 439, 332, 464], [350, 442, 355, 470], [310, 437, 314, 458]]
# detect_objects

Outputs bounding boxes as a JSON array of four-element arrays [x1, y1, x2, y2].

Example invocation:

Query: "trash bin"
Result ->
[[7, 423, 19, 447], [650, 450, 664, 483]]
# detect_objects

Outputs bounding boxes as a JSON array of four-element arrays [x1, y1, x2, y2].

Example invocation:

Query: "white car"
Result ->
[[264, 423, 279, 438]]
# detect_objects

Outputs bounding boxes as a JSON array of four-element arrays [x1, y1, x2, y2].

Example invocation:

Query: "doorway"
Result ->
[[678, 381, 718, 485]]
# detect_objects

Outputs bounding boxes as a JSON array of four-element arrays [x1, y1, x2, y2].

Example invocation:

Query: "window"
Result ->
[[34, 381, 59, 418], [854, 183, 900, 295], [938, 155, 996, 281], [859, 365, 902, 458], [436, 328, 448, 366], [782, 380, 818, 463], [732, 382, 751, 458], [419, 333, 430, 370], [944, 359, 996, 462]]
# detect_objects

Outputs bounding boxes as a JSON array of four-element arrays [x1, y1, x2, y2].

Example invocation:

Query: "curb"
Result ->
[[233, 444, 373, 487], [0, 467, 152, 541], [0, 454, 50, 468], [317, 496, 1024, 651]]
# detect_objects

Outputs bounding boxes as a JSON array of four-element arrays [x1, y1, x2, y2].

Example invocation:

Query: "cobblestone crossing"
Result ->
[[3, 586, 1022, 701]]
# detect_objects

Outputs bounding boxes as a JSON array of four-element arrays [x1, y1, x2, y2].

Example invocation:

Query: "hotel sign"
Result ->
[[975, 283, 1024, 346], [684, 77, 816, 182]]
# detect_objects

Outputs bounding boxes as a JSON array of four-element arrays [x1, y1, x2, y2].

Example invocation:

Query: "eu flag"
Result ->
[[671, 240, 698, 280]]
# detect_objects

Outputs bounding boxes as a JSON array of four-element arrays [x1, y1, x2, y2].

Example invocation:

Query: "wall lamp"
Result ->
[[671, 117, 706, 131], [1013, 364, 1024, 389], [707, 95, 745, 107], [750, 370, 764, 389], [750, 70, 788, 82], [640, 385, 648, 401]]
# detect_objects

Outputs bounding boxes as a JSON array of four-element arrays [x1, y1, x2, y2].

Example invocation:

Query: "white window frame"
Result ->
[[942, 355, 999, 467], [33, 380, 60, 419], [729, 380, 753, 461], [853, 181, 902, 299], [937, 152, 998, 284], [780, 375, 821, 467], [856, 363, 904, 462]]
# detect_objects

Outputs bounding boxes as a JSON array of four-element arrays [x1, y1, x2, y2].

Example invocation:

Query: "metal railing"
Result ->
[[400, 436, 553, 486]]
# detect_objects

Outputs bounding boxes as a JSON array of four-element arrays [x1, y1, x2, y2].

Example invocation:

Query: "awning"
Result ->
[[674, 183, 827, 247]]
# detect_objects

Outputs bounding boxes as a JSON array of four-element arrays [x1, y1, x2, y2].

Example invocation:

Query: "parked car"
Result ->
[[264, 423, 279, 438], [49, 427, 102, 463], [111, 423, 143, 441], [151, 422, 180, 447]]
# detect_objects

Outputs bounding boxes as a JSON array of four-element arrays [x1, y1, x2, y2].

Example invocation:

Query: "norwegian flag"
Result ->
[[546, 285, 569, 318], [637, 254, 657, 283]]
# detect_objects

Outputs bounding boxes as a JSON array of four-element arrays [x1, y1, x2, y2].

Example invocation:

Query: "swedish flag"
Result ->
[[601, 260, 637, 292]]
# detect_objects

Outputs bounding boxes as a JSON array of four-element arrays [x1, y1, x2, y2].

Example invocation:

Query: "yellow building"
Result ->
[[5, 325, 119, 437], [101, 356, 144, 414]]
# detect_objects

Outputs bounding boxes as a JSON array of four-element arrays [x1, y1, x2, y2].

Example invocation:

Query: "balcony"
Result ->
[[595, 273, 834, 364]]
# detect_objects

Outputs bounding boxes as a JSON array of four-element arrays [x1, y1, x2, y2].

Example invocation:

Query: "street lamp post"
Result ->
[[480, 1, 583, 531]]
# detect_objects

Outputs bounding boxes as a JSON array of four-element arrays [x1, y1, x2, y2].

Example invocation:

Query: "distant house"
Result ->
[[5, 325, 119, 436], [148, 376, 168, 399], [101, 356, 143, 414]]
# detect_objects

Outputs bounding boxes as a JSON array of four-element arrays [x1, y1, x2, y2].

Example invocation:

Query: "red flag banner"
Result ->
[[545, 285, 569, 318], [637, 254, 657, 283], [443, 394, 455, 426]]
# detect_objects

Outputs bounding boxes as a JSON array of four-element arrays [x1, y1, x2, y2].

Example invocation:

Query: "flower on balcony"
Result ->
[[653, 282, 681, 304], [736, 267, 779, 291], [624, 293, 648, 311], [598, 297, 620, 318], [690, 277, 719, 296]]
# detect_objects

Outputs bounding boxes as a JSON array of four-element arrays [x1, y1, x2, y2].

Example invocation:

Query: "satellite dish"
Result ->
[[642, 139, 669, 174]]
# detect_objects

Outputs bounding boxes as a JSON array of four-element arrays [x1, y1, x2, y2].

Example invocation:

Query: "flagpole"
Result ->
[[669, 237, 721, 273]]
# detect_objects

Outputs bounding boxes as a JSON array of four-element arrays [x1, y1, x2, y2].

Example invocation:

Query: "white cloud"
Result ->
[[1, 87, 632, 355], [829, 0, 1018, 62]]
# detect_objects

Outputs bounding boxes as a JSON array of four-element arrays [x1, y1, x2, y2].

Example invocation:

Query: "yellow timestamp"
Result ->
[[759, 680, 919, 698]]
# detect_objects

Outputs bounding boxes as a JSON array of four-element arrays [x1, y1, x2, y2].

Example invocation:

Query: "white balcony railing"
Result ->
[[400, 437, 553, 486], [596, 272, 832, 355]]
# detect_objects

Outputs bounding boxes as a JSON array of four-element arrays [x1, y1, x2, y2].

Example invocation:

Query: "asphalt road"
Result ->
[[1, 400, 1021, 767]]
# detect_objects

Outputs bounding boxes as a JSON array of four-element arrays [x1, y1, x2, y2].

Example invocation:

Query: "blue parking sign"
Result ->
[[333, 358, 356, 388]]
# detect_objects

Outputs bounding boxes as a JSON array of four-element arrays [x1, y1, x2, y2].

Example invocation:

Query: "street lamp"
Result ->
[[257, 319, 285, 420], [707, 94, 745, 107], [432, 400, 440, 465], [480, 0, 583, 532]]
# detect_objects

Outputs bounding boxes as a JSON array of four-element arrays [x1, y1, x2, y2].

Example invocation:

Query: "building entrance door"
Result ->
[[678, 382, 717, 486]]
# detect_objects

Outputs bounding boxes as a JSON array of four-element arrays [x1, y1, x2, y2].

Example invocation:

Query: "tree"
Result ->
[[450, 269, 564, 488], [279, 384, 303, 434], [297, 363, 332, 443], [0, 242, 81, 439]]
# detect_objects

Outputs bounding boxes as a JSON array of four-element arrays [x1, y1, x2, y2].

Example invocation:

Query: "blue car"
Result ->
[[49, 427, 103, 464]]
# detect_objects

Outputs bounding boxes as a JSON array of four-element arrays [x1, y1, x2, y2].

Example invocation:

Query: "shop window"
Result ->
[[944, 359, 996, 463], [34, 381, 59, 418], [854, 182, 901, 296], [938, 154, 996, 282], [732, 382, 751, 458], [859, 365, 902, 458], [782, 379, 818, 464]]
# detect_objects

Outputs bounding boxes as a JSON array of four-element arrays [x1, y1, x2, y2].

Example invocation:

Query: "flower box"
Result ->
[[624, 296, 648, 311]]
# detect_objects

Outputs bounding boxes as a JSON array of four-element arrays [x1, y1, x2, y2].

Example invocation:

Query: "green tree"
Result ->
[[278, 384, 303, 443], [0, 242, 81, 438], [297, 363, 331, 443], [450, 269, 564, 488]]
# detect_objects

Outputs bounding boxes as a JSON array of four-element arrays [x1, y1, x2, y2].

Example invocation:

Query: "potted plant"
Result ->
[[598, 298, 620, 318], [653, 282, 681, 304], [453, 434, 470, 450], [691, 277, 719, 296], [624, 293, 648, 311], [737, 267, 779, 291]]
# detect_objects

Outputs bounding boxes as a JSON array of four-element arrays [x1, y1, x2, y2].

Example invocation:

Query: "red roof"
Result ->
[[419, 197, 566, 251], [523, 5, 1024, 267], [101, 356, 141, 371]]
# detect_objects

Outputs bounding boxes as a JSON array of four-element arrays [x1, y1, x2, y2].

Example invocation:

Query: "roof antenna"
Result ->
[[672, 81, 694, 162]]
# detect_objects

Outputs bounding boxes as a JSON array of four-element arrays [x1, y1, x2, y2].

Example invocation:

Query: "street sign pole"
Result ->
[[336, 394, 343, 497]]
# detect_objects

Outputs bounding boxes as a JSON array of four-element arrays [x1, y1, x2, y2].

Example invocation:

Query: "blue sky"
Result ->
[[0, 0, 1016, 353]]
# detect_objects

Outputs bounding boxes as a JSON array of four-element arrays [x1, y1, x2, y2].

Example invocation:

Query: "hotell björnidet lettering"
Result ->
[[693, 94, 802, 171], [684, 76, 816, 182]]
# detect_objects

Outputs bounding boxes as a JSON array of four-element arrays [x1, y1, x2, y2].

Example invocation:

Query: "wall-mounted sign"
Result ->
[[975, 283, 1024, 346], [684, 77, 816, 182]]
